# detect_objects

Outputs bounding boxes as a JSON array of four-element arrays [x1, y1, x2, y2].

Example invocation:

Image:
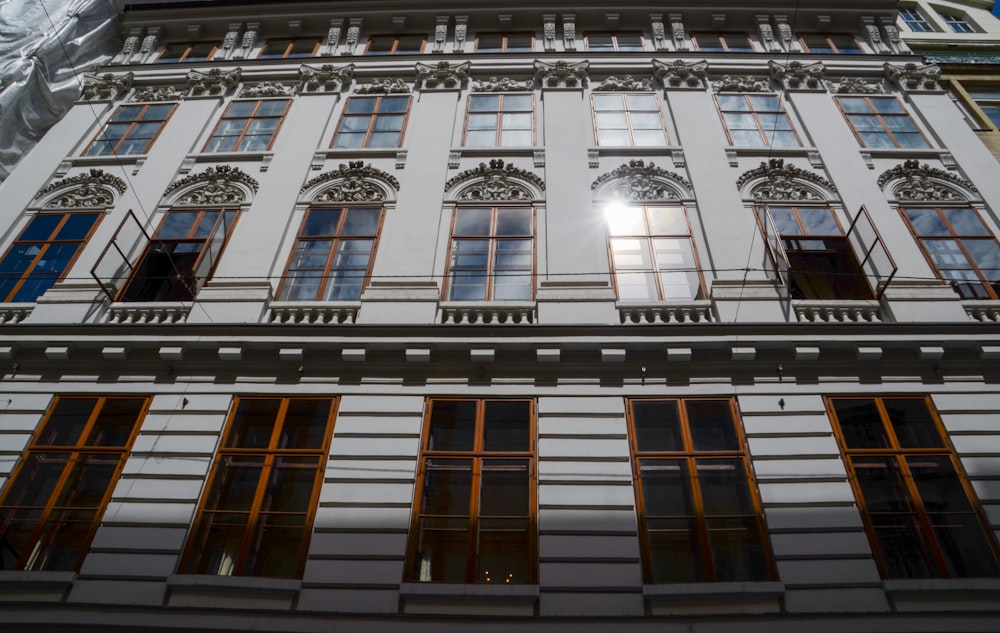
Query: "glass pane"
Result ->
[[686, 400, 739, 451], [37, 398, 96, 446], [414, 526, 469, 582], [20, 215, 62, 241], [769, 207, 800, 235], [593, 94, 623, 110], [345, 98, 376, 114], [26, 511, 99, 571], [852, 456, 911, 513], [942, 208, 989, 236], [341, 208, 381, 236], [596, 112, 628, 130], [454, 208, 492, 236], [640, 459, 693, 516], [377, 97, 409, 113], [204, 456, 266, 511], [262, 457, 321, 513], [872, 98, 906, 114], [302, 209, 343, 236], [1, 453, 70, 508], [496, 208, 531, 236], [368, 129, 402, 146], [248, 514, 306, 578], [839, 97, 871, 114], [718, 95, 750, 111], [697, 458, 753, 515], [708, 516, 768, 581], [905, 207, 947, 235], [598, 129, 630, 146], [52, 454, 120, 508], [227, 399, 281, 448], [421, 458, 473, 515], [799, 208, 840, 235], [85, 398, 145, 447], [470, 95, 499, 112], [646, 517, 701, 582], [483, 401, 530, 451], [467, 113, 498, 131], [428, 401, 476, 451], [748, 95, 780, 111], [873, 512, 935, 578], [832, 399, 890, 449], [479, 459, 529, 516], [647, 207, 688, 235], [626, 94, 657, 111], [884, 398, 943, 449], [477, 528, 530, 583], [632, 401, 684, 452], [278, 400, 332, 449], [185, 512, 251, 575]]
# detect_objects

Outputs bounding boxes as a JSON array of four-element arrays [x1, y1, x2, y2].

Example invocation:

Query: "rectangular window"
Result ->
[[204, 100, 290, 153], [585, 32, 644, 52], [939, 12, 975, 33], [606, 205, 703, 301], [837, 96, 929, 149], [120, 209, 238, 302], [366, 35, 424, 55], [446, 207, 534, 302], [181, 397, 337, 578], [827, 396, 1000, 578], [627, 398, 772, 583], [0, 212, 102, 303], [85, 104, 176, 157], [156, 42, 216, 63], [332, 96, 410, 149], [259, 38, 319, 59], [716, 94, 800, 148], [900, 8, 934, 33], [278, 207, 383, 302], [969, 89, 1000, 129], [407, 399, 535, 584], [692, 33, 755, 52], [0, 396, 148, 571], [593, 93, 668, 146], [901, 206, 1000, 300], [799, 34, 863, 54], [464, 94, 533, 147], [475, 33, 533, 53]]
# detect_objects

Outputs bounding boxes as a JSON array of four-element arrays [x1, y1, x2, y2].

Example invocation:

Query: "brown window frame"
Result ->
[[627, 397, 774, 584], [715, 93, 801, 148], [258, 38, 320, 59], [797, 33, 864, 54], [444, 206, 536, 302], [592, 92, 669, 147], [364, 34, 426, 55], [203, 99, 291, 153], [899, 206, 1000, 300], [331, 95, 411, 149], [691, 33, 756, 52], [276, 206, 385, 302], [84, 103, 177, 157], [405, 398, 537, 584], [462, 93, 535, 147], [474, 32, 535, 53], [835, 96, 930, 149], [180, 397, 338, 579], [0, 396, 150, 571], [584, 32, 645, 52], [155, 42, 217, 63], [827, 396, 1000, 579]]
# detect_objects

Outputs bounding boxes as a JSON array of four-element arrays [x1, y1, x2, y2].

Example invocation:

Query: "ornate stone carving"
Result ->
[[222, 30, 239, 51], [884, 25, 901, 45], [712, 75, 767, 92], [563, 16, 576, 50], [80, 72, 133, 101], [445, 159, 544, 201], [594, 75, 652, 91], [759, 24, 775, 49], [416, 61, 471, 90], [777, 23, 792, 43], [472, 77, 532, 92], [299, 64, 354, 93], [737, 158, 836, 201], [355, 77, 411, 94], [139, 34, 158, 56], [543, 17, 556, 51], [653, 59, 707, 89], [885, 62, 941, 92], [877, 159, 977, 202], [591, 160, 692, 201], [165, 165, 259, 206], [132, 85, 185, 102], [533, 60, 589, 88], [651, 17, 667, 51], [769, 60, 825, 90], [671, 19, 686, 42], [455, 22, 468, 50], [187, 68, 241, 97], [346, 24, 360, 49], [826, 76, 884, 95], [326, 25, 342, 49], [433, 22, 448, 53], [120, 36, 139, 59], [36, 169, 127, 208], [301, 161, 400, 202], [865, 24, 882, 45], [239, 81, 294, 98]]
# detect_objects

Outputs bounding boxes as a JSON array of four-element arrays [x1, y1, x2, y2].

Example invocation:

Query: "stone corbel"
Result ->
[[880, 18, 908, 54], [862, 18, 889, 54], [757, 16, 781, 52], [775, 16, 793, 51], [433, 17, 449, 53], [669, 14, 688, 51], [113, 29, 142, 64], [323, 20, 344, 56], [345, 19, 362, 55], [299, 63, 354, 93], [769, 60, 825, 91], [543, 15, 556, 51], [221, 23, 242, 59], [884, 61, 942, 93], [416, 61, 471, 90], [533, 59, 589, 89], [455, 16, 468, 52], [650, 14, 668, 52], [563, 14, 576, 51], [653, 59, 707, 90], [80, 72, 134, 101], [187, 68, 241, 98], [233, 23, 258, 60], [138, 28, 160, 62]]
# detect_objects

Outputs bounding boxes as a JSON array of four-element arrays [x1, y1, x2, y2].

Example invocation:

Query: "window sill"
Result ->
[[439, 301, 536, 325], [190, 150, 273, 163], [963, 300, 1000, 323], [644, 581, 784, 615], [0, 570, 76, 589], [68, 154, 150, 168], [400, 582, 539, 616], [590, 145, 683, 157], [617, 300, 717, 324], [166, 574, 301, 596], [884, 578, 1000, 598], [267, 301, 360, 324], [400, 582, 540, 599]]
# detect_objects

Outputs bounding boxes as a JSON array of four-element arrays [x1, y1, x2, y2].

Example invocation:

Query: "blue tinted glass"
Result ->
[[20, 215, 62, 241], [56, 214, 99, 240]]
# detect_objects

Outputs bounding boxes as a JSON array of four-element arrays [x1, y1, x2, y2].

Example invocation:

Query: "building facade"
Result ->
[[1, 1, 999, 631]]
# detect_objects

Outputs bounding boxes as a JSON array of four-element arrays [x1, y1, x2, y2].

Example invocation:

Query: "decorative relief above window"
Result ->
[[472, 77, 532, 92], [415, 61, 471, 90], [652, 59, 708, 90], [878, 160, 978, 203], [711, 75, 768, 92], [80, 72, 134, 102], [884, 62, 942, 93], [298, 63, 354, 93], [444, 159, 544, 202], [300, 161, 400, 203], [131, 85, 185, 102], [825, 77, 885, 95], [163, 165, 259, 207], [736, 158, 837, 202], [769, 60, 825, 91], [35, 169, 127, 209], [187, 68, 241, 98], [238, 81, 295, 98], [533, 60, 589, 89], [591, 159, 693, 201], [594, 75, 652, 92], [355, 78, 412, 94]]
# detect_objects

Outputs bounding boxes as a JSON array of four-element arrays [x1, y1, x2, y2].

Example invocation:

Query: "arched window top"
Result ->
[[34, 168, 127, 209], [877, 159, 979, 204], [444, 159, 544, 203], [736, 158, 838, 202], [591, 159, 693, 202], [299, 161, 400, 204], [163, 165, 259, 207]]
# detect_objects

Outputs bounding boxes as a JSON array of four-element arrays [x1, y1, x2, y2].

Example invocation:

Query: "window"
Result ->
[[606, 205, 703, 301], [445, 207, 534, 301], [278, 206, 383, 301], [692, 33, 755, 52], [585, 32, 644, 52], [763, 205, 873, 300], [181, 398, 337, 578], [969, 89, 1000, 128], [475, 33, 533, 53], [627, 398, 772, 583], [900, 206, 1000, 300], [331, 96, 410, 149], [85, 104, 176, 157], [716, 94, 800, 148], [799, 34, 863, 54], [407, 399, 535, 583], [204, 100, 290, 153], [259, 38, 319, 59], [156, 42, 216, 63], [900, 8, 934, 33], [0, 396, 148, 571], [120, 209, 238, 302], [939, 11, 975, 33], [464, 94, 533, 147], [827, 396, 1000, 578], [837, 97, 929, 149], [365, 35, 424, 55], [592, 93, 668, 146], [0, 212, 101, 303]]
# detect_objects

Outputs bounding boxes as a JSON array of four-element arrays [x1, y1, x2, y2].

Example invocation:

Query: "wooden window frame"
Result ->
[[405, 398, 537, 584], [584, 32, 645, 52], [155, 42, 218, 63], [715, 93, 801, 148], [443, 206, 536, 302], [835, 96, 931, 149], [276, 206, 385, 302], [203, 99, 291, 153], [691, 33, 756, 52], [331, 95, 412, 149], [84, 103, 177, 157], [0, 212, 103, 303], [364, 34, 426, 55], [180, 397, 338, 579], [826, 395, 1000, 578], [605, 204, 706, 302], [462, 93, 535, 147], [899, 8, 934, 33], [0, 396, 149, 571], [258, 38, 320, 59], [591, 92, 669, 147], [899, 205, 1000, 300], [474, 32, 535, 53], [797, 33, 864, 54], [626, 397, 774, 584]]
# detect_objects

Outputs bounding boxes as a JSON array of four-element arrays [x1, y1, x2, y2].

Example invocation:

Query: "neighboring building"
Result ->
[[897, 0, 1000, 159], [1, 1, 1000, 631]]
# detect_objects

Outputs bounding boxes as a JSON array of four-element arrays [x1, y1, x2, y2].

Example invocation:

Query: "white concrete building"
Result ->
[[0, 1, 999, 631]]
